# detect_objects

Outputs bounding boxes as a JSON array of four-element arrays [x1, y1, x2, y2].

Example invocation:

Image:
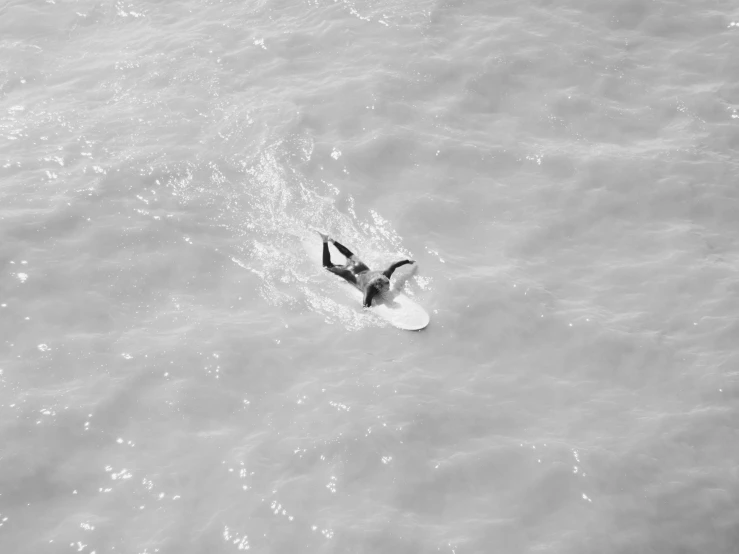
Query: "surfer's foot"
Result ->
[[314, 229, 330, 243]]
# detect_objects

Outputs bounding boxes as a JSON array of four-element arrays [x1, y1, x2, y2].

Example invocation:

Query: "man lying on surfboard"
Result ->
[[316, 231, 415, 307]]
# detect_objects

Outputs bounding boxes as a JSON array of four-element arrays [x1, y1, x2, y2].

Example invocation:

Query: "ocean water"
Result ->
[[2, 0, 739, 552]]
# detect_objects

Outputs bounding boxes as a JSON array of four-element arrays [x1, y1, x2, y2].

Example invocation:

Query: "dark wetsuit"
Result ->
[[322, 240, 414, 307]]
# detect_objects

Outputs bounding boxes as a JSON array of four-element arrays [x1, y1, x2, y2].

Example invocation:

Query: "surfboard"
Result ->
[[301, 238, 430, 331]]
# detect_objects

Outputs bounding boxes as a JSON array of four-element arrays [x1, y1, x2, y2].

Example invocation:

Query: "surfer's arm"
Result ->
[[363, 285, 378, 308], [382, 259, 414, 279], [326, 265, 357, 285]]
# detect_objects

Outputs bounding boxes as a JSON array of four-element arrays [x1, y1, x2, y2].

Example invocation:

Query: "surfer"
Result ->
[[316, 231, 415, 308]]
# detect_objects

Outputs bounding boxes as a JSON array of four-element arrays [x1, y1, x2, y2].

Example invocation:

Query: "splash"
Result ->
[[221, 137, 421, 330]]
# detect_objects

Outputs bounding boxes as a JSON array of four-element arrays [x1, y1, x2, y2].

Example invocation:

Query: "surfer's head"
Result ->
[[368, 275, 390, 295]]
